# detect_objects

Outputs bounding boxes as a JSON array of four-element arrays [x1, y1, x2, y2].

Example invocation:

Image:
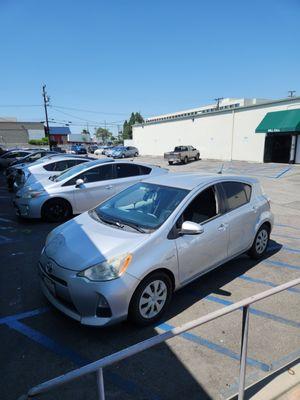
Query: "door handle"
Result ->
[[217, 223, 227, 231], [105, 185, 113, 189]]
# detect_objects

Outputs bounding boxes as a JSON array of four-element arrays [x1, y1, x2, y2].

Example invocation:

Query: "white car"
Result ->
[[13, 155, 92, 192], [14, 160, 168, 222]]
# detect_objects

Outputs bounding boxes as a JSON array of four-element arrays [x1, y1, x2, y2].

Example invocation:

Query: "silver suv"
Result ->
[[39, 173, 273, 326]]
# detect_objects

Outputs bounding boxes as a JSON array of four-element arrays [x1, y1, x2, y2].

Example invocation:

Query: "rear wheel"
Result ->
[[183, 156, 188, 164], [248, 224, 270, 259], [128, 272, 173, 326], [134, 152, 138, 157], [121, 154, 125, 158], [41, 198, 72, 223]]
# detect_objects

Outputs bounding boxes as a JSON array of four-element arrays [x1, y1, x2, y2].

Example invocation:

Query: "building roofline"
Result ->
[[133, 97, 300, 128]]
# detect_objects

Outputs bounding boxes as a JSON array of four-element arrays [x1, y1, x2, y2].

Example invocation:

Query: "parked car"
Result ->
[[13, 155, 92, 192], [70, 144, 87, 155], [0, 149, 33, 169], [164, 146, 200, 165], [38, 173, 273, 326], [102, 146, 114, 155], [6, 150, 59, 190], [88, 144, 99, 154], [111, 146, 139, 158], [52, 146, 66, 153], [94, 147, 106, 156], [14, 160, 168, 222]]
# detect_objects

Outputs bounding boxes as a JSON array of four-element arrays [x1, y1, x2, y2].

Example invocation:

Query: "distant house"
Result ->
[[49, 126, 71, 145]]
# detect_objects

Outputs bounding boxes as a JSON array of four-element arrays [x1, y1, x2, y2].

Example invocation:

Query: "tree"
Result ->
[[95, 127, 113, 144], [122, 112, 144, 140]]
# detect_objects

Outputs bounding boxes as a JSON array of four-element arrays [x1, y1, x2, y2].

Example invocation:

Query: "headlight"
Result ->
[[22, 190, 45, 199], [78, 254, 132, 281]]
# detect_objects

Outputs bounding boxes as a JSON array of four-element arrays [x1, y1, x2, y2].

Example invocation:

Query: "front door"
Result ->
[[175, 185, 228, 284]]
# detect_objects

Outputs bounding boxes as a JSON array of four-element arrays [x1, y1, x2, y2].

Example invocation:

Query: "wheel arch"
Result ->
[[41, 196, 73, 216]]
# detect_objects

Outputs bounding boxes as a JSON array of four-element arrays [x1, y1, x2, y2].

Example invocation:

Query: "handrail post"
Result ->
[[97, 368, 105, 400], [238, 305, 250, 400]]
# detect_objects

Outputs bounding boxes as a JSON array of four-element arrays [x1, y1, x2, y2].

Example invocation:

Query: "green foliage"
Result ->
[[122, 112, 144, 140], [28, 137, 49, 145], [95, 127, 113, 144]]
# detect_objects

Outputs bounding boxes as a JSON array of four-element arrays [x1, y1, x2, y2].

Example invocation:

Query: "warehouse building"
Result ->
[[0, 119, 45, 147], [132, 97, 300, 163]]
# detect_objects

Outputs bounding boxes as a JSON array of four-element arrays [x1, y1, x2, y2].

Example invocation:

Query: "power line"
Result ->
[[51, 105, 129, 116]]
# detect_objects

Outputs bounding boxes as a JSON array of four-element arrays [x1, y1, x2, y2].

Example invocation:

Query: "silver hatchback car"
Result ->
[[39, 173, 273, 326]]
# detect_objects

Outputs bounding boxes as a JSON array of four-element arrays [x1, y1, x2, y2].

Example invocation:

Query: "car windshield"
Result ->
[[53, 162, 88, 182], [93, 182, 189, 231]]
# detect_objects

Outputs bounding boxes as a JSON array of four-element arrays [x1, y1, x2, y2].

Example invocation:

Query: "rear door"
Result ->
[[67, 164, 116, 213], [113, 163, 147, 192], [218, 181, 257, 257]]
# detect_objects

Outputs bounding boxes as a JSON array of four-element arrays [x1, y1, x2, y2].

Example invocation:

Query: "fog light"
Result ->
[[96, 294, 112, 318]]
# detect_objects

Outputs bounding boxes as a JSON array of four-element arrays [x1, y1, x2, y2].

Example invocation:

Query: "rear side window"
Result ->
[[63, 164, 114, 186], [221, 182, 252, 211], [139, 165, 151, 175], [115, 163, 141, 178], [43, 159, 86, 171]]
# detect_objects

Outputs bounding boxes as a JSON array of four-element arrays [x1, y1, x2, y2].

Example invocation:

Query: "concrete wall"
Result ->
[[0, 122, 45, 146], [133, 99, 300, 163]]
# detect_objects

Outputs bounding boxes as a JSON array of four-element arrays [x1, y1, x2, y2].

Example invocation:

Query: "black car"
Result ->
[[71, 144, 87, 154], [0, 150, 33, 169]]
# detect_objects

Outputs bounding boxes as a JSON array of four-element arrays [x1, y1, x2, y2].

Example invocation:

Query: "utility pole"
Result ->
[[214, 97, 223, 110], [42, 84, 51, 150], [288, 90, 296, 98]]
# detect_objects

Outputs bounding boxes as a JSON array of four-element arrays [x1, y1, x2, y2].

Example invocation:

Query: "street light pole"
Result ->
[[42, 84, 51, 150]]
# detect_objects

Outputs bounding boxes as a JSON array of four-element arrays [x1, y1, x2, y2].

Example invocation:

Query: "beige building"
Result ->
[[132, 97, 300, 163], [0, 119, 45, 147]]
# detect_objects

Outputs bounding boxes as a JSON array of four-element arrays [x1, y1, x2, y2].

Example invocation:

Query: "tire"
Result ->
[[195, 153, 200, 161], [168, 161, 173, 165], [121, 154, 125, 158], [41, 198, 72, 223], [248, 224, 270, 259], [183, 156, 188, 164], [134, 152, 138, 157], [128, 272, 173, 326]]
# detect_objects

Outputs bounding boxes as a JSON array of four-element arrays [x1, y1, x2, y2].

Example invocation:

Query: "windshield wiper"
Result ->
[[93, 211, 146, 233], [120, 221, 146, 233]]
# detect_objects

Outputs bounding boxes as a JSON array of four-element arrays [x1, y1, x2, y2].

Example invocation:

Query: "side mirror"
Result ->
[[75, 178, 84, 188], [180, 221, 204, 235]]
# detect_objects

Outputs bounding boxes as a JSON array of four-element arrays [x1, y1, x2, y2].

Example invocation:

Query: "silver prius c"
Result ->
[[39, 173, 273, 326]]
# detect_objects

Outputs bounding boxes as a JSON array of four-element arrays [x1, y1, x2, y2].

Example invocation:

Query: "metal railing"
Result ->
[[19, 277, 300, 400]]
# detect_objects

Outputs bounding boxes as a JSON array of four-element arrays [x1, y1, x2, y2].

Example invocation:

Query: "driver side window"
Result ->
[[177, 186, 219, 227]]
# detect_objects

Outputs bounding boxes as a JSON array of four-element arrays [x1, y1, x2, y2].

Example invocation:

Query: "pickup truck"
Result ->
[[164, 146, 200, 165]]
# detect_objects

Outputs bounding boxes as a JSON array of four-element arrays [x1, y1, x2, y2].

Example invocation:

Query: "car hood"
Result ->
[[44, 212, 148, 271]]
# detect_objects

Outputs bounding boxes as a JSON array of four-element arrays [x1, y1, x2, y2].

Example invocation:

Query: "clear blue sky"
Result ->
[[0, 0, 299, 134]]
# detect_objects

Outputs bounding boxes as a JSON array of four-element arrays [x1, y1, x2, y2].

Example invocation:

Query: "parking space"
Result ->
[[1, 157, 299, 400]]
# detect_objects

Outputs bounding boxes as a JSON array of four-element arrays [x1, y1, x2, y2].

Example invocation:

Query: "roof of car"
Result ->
[[144, 172, 258, 190]]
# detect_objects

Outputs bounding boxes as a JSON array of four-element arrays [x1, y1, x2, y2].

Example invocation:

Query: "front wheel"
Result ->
[[195, 153, 200, 161], [41, 198, 72, 223], [168, 161, 173, 165], [128, 272, 173, 326], [248, 224, 270, 259], [134, 152, 138, 157]]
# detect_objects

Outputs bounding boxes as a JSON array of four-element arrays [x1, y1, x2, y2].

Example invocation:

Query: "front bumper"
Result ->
[[13, 195, 43, 218], [39, 250, 139, 326]]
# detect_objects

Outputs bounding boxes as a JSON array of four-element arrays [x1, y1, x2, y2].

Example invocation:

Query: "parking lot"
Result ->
[[1, 156, 300, 400]]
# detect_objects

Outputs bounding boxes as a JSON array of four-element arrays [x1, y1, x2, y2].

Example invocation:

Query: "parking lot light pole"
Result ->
[[238, 305, 250, 400]]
